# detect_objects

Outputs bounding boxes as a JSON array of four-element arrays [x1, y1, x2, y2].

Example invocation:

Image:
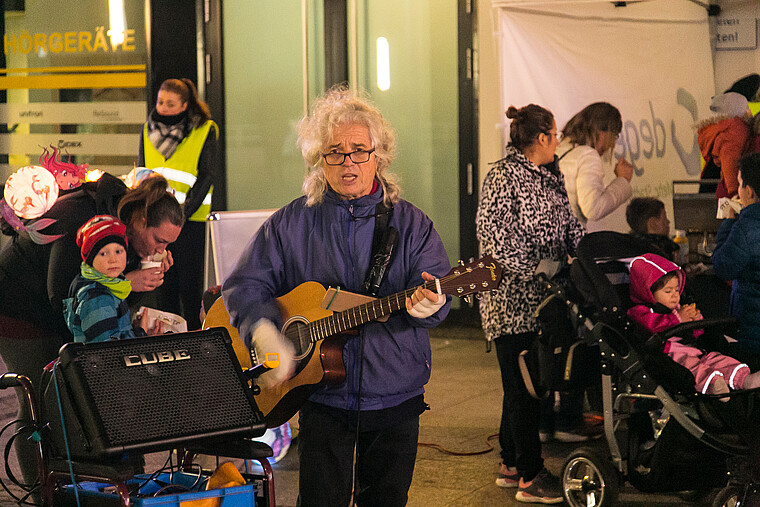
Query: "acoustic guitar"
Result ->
[[204, 255, 503, 427]]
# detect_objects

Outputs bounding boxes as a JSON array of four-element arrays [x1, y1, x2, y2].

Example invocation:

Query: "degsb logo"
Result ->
[[614, 88, 703, 179], [124, 349, 190, 367]]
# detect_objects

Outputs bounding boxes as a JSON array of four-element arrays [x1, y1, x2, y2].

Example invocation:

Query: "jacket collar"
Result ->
[[739, 201, 760, 218], [694, 114, 751, 131], [323, 182, 385, 215], [503, 146, 566, 194]]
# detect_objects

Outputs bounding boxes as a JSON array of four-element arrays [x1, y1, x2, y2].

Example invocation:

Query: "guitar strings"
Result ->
[[282, 270, 480, 345]]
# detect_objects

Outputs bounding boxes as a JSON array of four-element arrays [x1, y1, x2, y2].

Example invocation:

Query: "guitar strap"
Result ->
[[361, 201, 397, 297]]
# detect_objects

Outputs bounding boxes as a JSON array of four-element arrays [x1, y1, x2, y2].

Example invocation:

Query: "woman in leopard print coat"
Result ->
[[476, 103, 584, 500]]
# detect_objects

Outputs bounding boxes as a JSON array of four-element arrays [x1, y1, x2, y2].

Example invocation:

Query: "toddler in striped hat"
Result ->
[[63, 215, 162, 343]]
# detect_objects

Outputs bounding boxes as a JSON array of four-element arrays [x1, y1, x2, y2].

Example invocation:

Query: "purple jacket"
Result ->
[[222, 186, 451, 411]]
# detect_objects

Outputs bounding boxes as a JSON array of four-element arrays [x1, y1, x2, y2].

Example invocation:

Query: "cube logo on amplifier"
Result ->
[[123, 349, 190, 367]]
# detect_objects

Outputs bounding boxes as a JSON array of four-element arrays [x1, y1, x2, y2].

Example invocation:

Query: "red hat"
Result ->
[[76, 215, 128, 265]]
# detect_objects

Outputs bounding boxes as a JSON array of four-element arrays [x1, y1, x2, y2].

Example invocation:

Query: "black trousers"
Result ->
[[494, 332, 543, 481], [297, 401, 419, 507], [157, 220, 205, 330]]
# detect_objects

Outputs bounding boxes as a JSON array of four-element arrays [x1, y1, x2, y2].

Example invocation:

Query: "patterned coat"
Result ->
[[476, 146, 585, 340]]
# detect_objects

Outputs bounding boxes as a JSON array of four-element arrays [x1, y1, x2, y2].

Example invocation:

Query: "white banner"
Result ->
[[495, 0, 715, 232]]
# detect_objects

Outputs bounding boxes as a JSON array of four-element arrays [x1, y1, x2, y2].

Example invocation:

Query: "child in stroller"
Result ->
[[627, 253, 760, 395], [544, 231, 760, 507]]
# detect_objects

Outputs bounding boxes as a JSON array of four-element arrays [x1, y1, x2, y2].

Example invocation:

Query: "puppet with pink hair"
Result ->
[[39, 145, 88, 190], [1, 147, 90, 244]]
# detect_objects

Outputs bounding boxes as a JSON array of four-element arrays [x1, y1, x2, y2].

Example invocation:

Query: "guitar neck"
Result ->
[[308, 280, 437, 343]]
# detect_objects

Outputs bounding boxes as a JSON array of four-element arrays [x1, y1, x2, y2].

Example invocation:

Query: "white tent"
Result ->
[[491, 0, 715, 232]]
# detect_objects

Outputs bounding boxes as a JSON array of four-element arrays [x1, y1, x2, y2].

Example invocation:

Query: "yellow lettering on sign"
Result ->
[[64, 32, 77, 53], [78, 31, 92, 52], [4, 34, 17, 55], [3, 29, 141, 56], [92, 27, 108, 52], [33, 33, 46, 55], [123, 29, 136, 51], [49, 33, 63, 53], [18, 31, 32, 55]]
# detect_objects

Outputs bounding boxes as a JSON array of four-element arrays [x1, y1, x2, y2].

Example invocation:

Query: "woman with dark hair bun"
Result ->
[[138, 78, 218, 329], [557, 102, 633, 226], [477, 103, 584, 504]]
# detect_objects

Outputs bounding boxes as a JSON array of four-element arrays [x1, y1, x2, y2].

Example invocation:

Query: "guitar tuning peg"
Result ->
[[457, 259, 465, 266], [491, 289, 498, 296], [464, 295, 474, 306], [468, 257, 475, 263], [475, 293, 483, 300]]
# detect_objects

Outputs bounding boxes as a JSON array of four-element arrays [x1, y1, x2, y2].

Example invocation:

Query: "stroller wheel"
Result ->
[[712, 484, 759, 507], [562, 447, 620, 507]]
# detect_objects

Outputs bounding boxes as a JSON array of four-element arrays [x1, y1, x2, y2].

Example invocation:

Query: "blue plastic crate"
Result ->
[[60, 471, 258, 506]]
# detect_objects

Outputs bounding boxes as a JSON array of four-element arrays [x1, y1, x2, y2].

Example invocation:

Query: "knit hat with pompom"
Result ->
[[76, 215, 128, 265]]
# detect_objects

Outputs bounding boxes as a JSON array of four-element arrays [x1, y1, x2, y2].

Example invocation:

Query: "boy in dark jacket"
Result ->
[[63, 215, 161, 342], [625, 197, 678, 261], [713, 153, 760, 356]]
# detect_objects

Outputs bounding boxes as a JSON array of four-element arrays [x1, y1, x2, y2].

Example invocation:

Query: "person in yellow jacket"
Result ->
[[138, 78, 217, 329]]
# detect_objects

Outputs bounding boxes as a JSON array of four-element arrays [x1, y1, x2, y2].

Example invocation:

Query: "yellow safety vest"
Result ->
[[143, 120, 217, 222]]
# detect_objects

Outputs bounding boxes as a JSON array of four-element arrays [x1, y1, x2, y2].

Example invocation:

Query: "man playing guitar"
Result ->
[[222, 86, 451, 507]]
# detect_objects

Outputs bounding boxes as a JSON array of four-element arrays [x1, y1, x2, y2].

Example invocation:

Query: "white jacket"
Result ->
[[556, 139, 632, 224]]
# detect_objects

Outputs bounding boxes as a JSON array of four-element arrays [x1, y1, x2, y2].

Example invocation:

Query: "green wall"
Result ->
[[223, 0, 459, 263]]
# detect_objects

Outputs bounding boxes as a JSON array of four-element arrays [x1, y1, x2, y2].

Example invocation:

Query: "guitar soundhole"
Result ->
[[283, 317, 312, 362]]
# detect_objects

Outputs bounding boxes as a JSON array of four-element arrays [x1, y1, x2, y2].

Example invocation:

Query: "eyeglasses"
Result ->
[[322, 149, 375, 166]]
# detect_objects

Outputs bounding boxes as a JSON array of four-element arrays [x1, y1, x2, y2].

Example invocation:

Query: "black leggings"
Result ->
[[494, 332, 543, 481]]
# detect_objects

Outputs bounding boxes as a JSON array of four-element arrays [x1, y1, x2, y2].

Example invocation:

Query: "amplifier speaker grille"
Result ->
[[54, 328, 263, 458]]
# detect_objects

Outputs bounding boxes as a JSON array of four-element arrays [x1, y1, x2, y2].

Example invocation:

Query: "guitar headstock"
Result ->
[[439, 255, 503, 298]]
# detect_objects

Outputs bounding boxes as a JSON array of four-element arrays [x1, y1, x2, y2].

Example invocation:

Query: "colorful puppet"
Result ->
[[40, 145, 89, 190], [1, 165, 63, 244]]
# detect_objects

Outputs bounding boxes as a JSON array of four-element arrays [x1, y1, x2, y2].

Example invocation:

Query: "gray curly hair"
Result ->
[[297, 85, 400, 206]]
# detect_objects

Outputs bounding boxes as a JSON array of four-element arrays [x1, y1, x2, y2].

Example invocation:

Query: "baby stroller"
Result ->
[[535, 231, 760, 507]]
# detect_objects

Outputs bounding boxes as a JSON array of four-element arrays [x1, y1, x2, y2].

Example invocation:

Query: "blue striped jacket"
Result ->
[[63, 275, 141, 343]]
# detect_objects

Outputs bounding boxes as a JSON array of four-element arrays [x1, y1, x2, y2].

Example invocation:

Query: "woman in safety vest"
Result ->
[[138, 78, 217, 329]]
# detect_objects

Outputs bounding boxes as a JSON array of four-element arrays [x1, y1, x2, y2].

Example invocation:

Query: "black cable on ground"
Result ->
[[417, 432, 498, 456], [1, 419, 40, 505]]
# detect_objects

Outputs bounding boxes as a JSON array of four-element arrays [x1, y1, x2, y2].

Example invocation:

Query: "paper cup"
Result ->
[[140, 260, 162, 270]]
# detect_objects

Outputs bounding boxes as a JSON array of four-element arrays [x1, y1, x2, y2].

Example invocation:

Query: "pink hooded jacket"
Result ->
[[628, 254, 750, 393], [627, 253, 687, 335]]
